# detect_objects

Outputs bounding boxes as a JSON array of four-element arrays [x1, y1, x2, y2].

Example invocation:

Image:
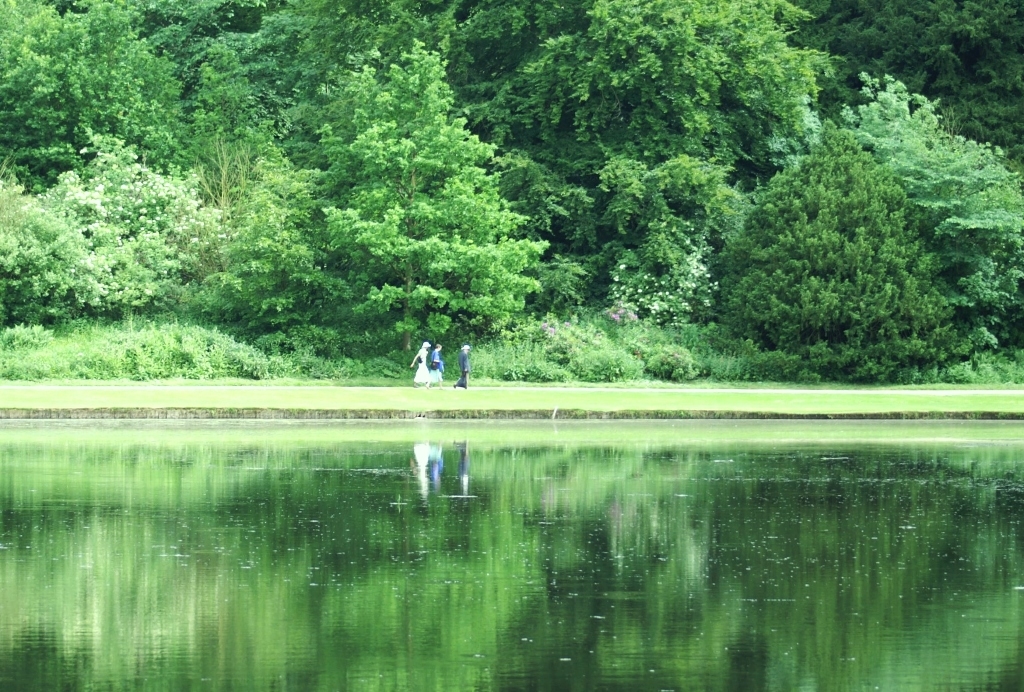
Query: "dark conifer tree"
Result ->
[[720, 124, 955, 381]]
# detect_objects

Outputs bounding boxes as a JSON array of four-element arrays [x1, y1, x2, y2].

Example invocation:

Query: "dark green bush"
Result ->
[[566, 346, 644, 382], [719, 125, 954, 382], [643, 345, 698, 382], [362, 356, 407, 379]]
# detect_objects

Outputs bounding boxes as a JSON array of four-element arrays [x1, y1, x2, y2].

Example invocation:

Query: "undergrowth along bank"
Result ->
[[0, 322, 344, 380], [2, 319, 1024, 385]]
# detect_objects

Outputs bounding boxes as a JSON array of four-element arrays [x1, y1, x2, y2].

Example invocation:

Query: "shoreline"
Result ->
[[2, 407, 1024, 420]]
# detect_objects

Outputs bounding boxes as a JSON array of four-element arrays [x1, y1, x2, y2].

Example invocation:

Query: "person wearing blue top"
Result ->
[[429, 344, 444, 386]]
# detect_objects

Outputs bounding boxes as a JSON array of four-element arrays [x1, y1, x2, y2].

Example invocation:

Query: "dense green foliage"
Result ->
[[0, 321, 364, 380], [0, 0, 180, 189], [721, 126, 952, 381], [791, 0, 1024, 165], [0, 0, 1022, 382], [322, 45, 545, 348], [844, 78, 1024, 349]]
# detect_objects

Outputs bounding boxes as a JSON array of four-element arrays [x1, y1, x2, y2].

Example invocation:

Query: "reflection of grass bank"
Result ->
[[1, 385, 1024, 418], [3, 419, 1024, 447]]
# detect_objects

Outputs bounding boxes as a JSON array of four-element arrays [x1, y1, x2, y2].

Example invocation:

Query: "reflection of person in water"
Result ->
[[412, 442, 430, 499], [456, 442, 470, 496], [429, 443, 444, 494]]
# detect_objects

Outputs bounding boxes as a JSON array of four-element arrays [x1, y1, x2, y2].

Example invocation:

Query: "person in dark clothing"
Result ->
[[454, 344, 471, 389]]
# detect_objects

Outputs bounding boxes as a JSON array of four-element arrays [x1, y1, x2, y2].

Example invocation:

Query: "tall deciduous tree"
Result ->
[[199, 152, 340, 347], [322, 45, 545, 350], [720, 125, 953, 381], [455, 0, 823, 256], [844, 77, 1024, 349]]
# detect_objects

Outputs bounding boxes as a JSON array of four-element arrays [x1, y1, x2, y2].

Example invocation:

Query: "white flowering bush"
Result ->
[[44, 138, 221, 316], [609, 244, 714, 327]]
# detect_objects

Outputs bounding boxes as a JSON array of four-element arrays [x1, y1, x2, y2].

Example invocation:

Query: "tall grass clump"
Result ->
[[0, 323, 292, 380], [937, 352, 1024, 385], [474, 313, 685, 383], [470, 313, 828, 384]]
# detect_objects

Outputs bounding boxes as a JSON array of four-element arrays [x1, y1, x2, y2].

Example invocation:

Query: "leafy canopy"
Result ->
[[0, 0, 181, 189], [791, 0, 1024, 165], [298, 0, 824, 302], [322, 44, 546, 348]]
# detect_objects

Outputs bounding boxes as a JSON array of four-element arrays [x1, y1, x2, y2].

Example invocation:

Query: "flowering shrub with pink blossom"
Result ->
[[605, 304, 639, 323]]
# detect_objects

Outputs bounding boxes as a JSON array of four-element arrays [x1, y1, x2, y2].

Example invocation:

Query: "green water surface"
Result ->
[[1, 421, 1023, 690]]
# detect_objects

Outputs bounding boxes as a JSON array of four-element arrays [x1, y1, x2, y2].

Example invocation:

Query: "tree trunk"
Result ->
[[402, 270, 413, 350]]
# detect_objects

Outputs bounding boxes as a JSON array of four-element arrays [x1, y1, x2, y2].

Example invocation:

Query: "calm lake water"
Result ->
[[1, 421, 1024, 690]]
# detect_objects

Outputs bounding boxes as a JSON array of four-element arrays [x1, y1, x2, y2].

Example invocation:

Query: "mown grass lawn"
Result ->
[[1, 383, 1023, 414]]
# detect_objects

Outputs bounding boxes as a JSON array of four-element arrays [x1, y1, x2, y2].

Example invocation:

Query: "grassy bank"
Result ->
[[1, 384, 1023, 417]]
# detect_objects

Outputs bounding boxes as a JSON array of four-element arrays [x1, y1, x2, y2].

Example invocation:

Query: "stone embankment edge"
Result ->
[[0, 408, 1023, 420]]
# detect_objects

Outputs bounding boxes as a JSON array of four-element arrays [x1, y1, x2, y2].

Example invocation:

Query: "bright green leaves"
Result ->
[[498, 0, 822, 170], [0, 179, 96, 326], [601, 154, 741, 325], [322, 45, 546, 348], [721, 125, 953, 381], [43, 137, 221, 317], [0, 136, 220, 326], [0, 0, 181, 189], [844, 77, 1024, 348], [198, 152, 333, 341]]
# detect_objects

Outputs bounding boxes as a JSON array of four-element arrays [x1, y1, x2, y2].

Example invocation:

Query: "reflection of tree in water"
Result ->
[[0, 441, 1024, 688]]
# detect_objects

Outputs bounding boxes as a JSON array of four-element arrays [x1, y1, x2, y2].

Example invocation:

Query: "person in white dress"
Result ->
[[411, 341, 432, 387]]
